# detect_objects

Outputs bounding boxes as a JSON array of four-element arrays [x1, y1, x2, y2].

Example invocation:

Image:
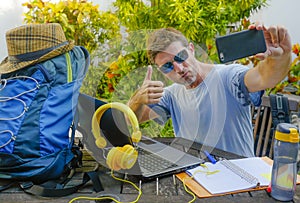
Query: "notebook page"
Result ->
[[230, 157, 271, 186]]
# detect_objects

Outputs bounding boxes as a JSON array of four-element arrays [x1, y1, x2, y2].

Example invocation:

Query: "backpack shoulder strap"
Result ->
[[19, 171, 103, 197]]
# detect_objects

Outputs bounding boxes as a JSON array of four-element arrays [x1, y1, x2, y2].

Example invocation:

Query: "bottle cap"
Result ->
[[275, 123, 299, 143]]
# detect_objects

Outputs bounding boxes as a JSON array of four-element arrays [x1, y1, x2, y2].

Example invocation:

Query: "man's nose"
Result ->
[[173, 61, 184, 73]]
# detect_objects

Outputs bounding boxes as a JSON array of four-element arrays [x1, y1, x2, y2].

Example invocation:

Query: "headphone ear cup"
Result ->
[[106, 145, 138, 171], [131, 130, 142, 143], [106, 147, 122, 171], [119, 144, 138, 169]]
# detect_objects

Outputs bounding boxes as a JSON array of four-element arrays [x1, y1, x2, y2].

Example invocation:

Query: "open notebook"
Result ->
[[185, 157, 271, 194], [177, 156, 300, 197]]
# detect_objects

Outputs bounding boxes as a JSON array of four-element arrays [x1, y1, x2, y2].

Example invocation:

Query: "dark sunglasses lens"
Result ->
[[159, 49, 188, 74], [160, 62, 173, 74], [174, 49, 188, 63]]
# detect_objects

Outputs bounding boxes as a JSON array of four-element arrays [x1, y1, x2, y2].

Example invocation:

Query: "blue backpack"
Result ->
[[0, 46, 102, 196]]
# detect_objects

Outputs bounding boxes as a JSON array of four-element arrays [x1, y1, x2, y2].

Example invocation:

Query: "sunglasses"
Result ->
[[158, 49, 189, 74]]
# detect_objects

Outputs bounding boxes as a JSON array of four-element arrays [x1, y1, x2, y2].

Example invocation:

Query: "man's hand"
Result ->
[[128, 66, 164, 122], [249, 23, 292, 60], [245, 23, 292, 92], [133, 66, 164, 105]]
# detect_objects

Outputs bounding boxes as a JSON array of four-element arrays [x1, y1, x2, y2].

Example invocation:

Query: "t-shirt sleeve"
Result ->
[[229, 65, 264, 107], [148, 88, 171, 125], [148, 104, 171, 125]]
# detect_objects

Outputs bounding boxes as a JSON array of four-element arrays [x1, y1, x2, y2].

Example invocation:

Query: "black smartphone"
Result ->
[[215, 29, 267, 63]]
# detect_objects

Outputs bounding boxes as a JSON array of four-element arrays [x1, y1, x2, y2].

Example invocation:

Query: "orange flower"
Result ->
[[107, 83, 114, 93], [242, 18, 250, 28], [106, 72, 121, 79], [292, 43, 299, 55], [106, 72, 115, 79]]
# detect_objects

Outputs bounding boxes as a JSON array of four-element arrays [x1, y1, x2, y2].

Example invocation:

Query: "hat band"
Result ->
[[8, 41, 69, 63]]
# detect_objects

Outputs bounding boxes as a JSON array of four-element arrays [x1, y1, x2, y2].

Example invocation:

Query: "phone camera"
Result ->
[[219, 52, 225, 61]]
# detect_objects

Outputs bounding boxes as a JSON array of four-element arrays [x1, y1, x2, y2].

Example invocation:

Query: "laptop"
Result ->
[[77, 93, 203, 180]]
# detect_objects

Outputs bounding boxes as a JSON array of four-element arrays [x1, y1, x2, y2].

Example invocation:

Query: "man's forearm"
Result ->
[[128, 97, 143, 119], [246, 52, 291, 92], [128, 93, 160, 123], [258, 52, 291, 88]]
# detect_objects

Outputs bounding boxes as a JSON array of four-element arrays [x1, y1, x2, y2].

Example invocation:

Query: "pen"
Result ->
[[204, 150, 217, 164]]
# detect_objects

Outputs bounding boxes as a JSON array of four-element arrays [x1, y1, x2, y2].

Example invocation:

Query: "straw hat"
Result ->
[[0, 23, 74, 74]]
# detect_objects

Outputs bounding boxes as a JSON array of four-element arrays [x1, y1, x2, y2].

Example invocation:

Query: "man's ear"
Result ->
[[188, 42, 195, 55]]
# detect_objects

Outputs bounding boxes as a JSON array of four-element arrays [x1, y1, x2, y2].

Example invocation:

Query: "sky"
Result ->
[[0, 0, 299, 61]]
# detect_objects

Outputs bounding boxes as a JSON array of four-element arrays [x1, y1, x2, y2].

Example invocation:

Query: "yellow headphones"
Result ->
[[91, 102, 141, 171]]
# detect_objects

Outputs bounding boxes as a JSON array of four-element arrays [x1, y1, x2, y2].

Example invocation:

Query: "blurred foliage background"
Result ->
[[22, 0, 299, 137]]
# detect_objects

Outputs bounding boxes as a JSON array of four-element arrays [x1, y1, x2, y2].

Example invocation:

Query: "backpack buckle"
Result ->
[[19, 181, 33, 189]]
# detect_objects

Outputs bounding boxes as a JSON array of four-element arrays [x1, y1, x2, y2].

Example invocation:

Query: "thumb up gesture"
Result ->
[[133, 66, 164, 105]]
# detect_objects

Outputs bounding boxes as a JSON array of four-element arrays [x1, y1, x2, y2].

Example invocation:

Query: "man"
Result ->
[[128, 23, 291, 157]]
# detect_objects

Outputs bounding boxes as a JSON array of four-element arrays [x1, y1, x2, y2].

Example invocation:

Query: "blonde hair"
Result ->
[[146, 28, 189, 64]]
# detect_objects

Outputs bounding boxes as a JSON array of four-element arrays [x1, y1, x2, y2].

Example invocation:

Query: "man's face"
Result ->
[[155, 41, 199, 88]]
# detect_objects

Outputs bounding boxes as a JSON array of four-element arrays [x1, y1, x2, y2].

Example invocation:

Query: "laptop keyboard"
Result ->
[[137, 147, 178, 173]]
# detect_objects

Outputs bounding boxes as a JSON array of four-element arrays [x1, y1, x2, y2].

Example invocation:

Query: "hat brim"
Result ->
[[0, 41, 74, 74]]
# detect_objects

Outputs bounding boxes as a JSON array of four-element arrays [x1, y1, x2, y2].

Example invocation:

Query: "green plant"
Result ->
[[22, 0, 120, 54], [113, 0, 267, 57], [22, 0, 121, 96]]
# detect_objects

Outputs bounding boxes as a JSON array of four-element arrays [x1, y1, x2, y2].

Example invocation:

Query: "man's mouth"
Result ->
[[181, 71, 189, 79]]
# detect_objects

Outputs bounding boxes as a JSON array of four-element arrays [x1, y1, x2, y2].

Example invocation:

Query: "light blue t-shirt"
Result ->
[[150, 64, 263, 157]]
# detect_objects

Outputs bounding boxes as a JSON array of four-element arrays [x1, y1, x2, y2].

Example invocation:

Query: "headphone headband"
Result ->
[[91, 102, 141, 148]]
